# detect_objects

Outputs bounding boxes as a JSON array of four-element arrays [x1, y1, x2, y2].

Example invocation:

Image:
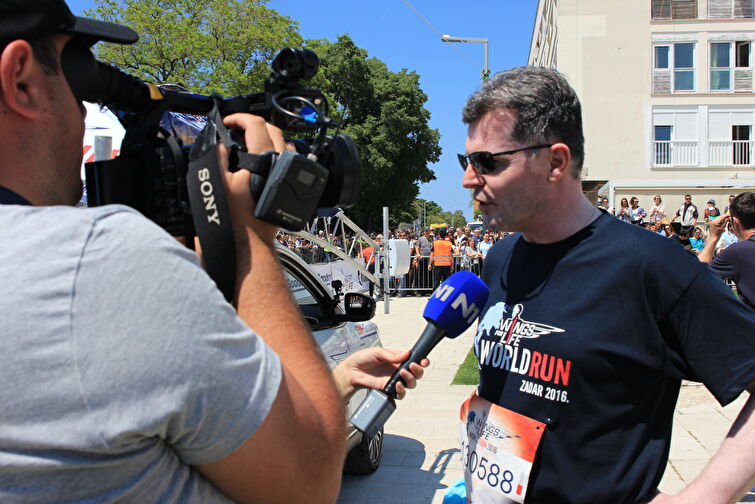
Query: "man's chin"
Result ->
[[481, 214, 501, 232]]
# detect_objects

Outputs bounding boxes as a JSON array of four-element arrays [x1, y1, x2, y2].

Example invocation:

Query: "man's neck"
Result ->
[[737, 228, 755, 241], [521, 189, 598, 244]]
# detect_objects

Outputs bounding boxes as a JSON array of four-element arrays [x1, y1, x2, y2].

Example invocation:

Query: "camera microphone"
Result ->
[[349, 271, 490, 438]]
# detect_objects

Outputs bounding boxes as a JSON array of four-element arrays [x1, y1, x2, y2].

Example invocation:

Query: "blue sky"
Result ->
[[69, 0, 538, 222]]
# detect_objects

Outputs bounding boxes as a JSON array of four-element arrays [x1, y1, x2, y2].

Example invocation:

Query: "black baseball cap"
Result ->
[[0, 0, 138, 45]]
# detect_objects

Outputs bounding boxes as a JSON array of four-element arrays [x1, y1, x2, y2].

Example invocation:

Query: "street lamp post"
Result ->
[[441, 34, 490, 80]]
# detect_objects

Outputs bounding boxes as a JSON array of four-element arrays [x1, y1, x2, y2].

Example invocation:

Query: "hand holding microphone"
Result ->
[[349, 271, 490, 438]]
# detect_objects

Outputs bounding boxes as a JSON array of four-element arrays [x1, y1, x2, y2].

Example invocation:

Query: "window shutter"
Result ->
[[733, 0, 754, 17], [710, 0, 733, 18], [672, 0, 697, 18], [652, 0, 671, 19], [654, 70, 672, 93], [734, 69, 753, 91]]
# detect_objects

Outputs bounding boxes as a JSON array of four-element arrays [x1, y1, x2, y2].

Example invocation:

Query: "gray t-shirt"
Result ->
[[417, 235, 433, 257], [0, 204, 281, 502]]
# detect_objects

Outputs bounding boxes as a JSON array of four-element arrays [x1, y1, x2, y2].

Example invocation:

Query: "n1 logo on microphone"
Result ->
[[434, 285, 481, 325], [424, 271, 489, 338]]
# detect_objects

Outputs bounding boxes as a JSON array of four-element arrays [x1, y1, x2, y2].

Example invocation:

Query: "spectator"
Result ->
[[629, 196, 646, 225], [616, 197, 631, 223], [415, 228, 434, 292], [648, 195, 667, 224], [698, 192, 755, 309], [675, 228, 693, 251], [472, 228, 482, 246], [464, 237, 483, 275], [663, 222, 678, 239], [429, 228, 453, 289], [479, 232, 494, 259], [602, 196, 614, 214], [689, 226, 705, 254], [673, 194, 698, 235], [724, 194, 736, 214], [704, 198, 721, 224], [454, 227, 465, 245], [361, 239, 377, 297], [717, 222, 739, 253]]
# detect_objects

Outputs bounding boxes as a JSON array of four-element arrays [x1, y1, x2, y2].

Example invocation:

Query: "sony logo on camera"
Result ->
[[197, 168, 221, 225]]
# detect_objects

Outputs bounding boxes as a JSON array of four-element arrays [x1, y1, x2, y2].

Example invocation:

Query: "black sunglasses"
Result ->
[[458, 144, 553, 174]]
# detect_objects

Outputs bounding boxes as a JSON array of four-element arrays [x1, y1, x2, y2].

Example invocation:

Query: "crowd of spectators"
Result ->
[[276, 193, 745, 298], [598, 193, 742, 257]]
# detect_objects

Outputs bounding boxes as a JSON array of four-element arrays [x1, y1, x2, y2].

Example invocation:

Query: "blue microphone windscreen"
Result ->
[[423, 271, 489, 338]]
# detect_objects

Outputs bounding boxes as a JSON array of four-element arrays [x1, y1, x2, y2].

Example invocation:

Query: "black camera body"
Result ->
[[75, 43, 361, 234]]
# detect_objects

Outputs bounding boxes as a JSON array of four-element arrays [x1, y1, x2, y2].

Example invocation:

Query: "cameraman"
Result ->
[[0, 2, 402, 502]]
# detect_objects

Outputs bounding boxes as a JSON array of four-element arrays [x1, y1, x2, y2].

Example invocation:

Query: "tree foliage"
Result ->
[[87, 0, 302, 95], [307, 36, 441, 230]]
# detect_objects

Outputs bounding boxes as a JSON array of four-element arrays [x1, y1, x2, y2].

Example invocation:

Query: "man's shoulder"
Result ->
[[1, 204, 169, 248]]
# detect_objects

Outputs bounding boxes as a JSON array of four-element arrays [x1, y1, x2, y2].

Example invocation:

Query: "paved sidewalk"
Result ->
[[337, 296, 753, 504]]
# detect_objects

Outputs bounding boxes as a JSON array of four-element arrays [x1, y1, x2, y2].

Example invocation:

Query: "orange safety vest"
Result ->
[[362, 246, 376, 264], [431, 239, 453, 266]]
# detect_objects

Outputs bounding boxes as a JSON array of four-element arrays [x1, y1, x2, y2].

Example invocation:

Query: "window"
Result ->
[[711, 43, 732, 89], [710, 41, 751, 91], [655, 46, 670, 68], [652, 107, 699, 166], [653, 43, 696, 93], [654, 126, 673, 165], [280, 262, 337, 331], [652, 0, 698, 19], [732, 125, 751, 165], [736, 41, 750, 67], [674, 43, 695, 90], [709, 0, 754, 18], [708, 108, 753, 166]]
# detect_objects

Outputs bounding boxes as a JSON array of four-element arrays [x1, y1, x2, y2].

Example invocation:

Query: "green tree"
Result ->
[[309, 36, 441, 230], [86, 0, 302, 95], [438, 210, 467, 229]]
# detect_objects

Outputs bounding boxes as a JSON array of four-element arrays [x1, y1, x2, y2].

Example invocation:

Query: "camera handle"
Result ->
[[185, 98, 283, 304], [185, 100, 239, 303]]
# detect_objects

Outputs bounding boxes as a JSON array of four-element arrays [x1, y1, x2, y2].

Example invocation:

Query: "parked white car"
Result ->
[[277, 246, 384, 474]]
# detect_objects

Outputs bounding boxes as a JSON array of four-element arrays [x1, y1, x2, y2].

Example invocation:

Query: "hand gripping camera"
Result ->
[[61, 40, 361, 301]]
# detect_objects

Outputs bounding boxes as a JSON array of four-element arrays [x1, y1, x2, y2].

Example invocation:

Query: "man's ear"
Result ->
[[546, 142, 572, 183], [0, 40, 45, 119]]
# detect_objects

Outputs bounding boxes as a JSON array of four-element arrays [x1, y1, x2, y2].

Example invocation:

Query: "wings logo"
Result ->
[[496, 304, 564, 345]]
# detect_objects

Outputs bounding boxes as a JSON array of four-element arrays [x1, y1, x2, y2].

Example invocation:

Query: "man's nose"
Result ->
[[461, 164, 483, 189]]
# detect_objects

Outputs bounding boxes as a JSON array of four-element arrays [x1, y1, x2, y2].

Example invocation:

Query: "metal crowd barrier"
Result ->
[[389, 255, 483, 296]]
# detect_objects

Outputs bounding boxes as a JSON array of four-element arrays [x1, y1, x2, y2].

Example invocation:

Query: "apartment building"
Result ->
[[529, 0, 754, 213]]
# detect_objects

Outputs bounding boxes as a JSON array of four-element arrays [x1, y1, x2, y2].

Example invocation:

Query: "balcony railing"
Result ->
[[653, 141, 699, 166], [710, 140, 754, 166]]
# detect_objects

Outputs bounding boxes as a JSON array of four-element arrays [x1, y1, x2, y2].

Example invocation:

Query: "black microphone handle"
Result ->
[[383, 320, 446, 399]]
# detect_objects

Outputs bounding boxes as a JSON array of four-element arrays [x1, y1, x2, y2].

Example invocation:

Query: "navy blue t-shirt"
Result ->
[[476, 212, 754, 504], [710, 237, 755, 309]]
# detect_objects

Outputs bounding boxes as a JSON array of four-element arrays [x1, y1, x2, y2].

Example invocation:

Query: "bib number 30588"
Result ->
[[459, 393, 545, 504]]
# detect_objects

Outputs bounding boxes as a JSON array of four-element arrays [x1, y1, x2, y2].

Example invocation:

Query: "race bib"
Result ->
[[459, 392, 545, 504]]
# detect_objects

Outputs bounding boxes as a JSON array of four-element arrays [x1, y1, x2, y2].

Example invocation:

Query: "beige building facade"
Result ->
[[529, 0, 754, 221]]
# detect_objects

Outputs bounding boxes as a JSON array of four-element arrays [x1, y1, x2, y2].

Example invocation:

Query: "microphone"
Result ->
[[349, 271, 489, 438]]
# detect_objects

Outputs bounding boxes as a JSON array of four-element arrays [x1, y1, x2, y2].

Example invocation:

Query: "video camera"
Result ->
[[64, 40, 361, 235]]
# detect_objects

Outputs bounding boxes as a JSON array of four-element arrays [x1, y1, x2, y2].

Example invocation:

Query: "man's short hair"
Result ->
[[730, 191, 754, 229], [0, 36, 59, 73], [462, 66, 585, 178]]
